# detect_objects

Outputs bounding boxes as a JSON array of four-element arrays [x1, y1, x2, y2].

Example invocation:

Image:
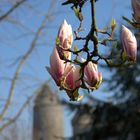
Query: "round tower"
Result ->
[[33, 84, 64, 140]]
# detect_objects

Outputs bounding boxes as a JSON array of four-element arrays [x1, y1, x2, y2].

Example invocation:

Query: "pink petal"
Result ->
[[121, 25, 137, 61], [64, 66, 81, 90]]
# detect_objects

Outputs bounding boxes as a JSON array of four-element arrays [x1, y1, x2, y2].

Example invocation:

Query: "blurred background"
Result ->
[[0, 0, 140, 140]]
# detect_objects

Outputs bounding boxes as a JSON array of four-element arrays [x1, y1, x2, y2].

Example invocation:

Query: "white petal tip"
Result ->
[[63, 19, 68, 25], [122, 25, 126, 29]]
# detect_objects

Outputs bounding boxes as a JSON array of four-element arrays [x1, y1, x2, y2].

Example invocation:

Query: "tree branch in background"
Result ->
[[0, 93, 35, 132], [0, 0, 56, 122], [0, 0, 27, 21]]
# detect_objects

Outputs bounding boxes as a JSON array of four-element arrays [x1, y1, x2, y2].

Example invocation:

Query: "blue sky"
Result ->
[[0, 0, 132, 138]]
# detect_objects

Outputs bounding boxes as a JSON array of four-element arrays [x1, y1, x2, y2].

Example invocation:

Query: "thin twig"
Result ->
[[0, 0, 27, 21], [0, 94, 35, 132], [0, 2, 55, 121]]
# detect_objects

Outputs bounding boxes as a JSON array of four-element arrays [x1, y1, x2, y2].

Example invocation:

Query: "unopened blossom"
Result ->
[[131, 0, 140, 22], [84, 61, 102, 90], [62, 65, 81, 100], [56, 19, 73, 60], [78, 56, 102, 90], [46, 48, 66, 86], [46, 47, 79, 93], [63, 65, 81, 90], [121, 25, 137, 61]]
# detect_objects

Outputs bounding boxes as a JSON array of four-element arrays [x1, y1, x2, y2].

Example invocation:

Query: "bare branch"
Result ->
[[0, 0, 27, 21], [0, 93, 35, 132], [0, 0, 56, 121]]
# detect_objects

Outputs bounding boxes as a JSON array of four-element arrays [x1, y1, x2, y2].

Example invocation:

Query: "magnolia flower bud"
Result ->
[[77, 56, 102, 89], [131, 0, 140, 22], [46, 48, 66, 86], [121, 25, 137, 61], [84, 61, 102, 90], [62, 65, 81, 100], [56, 19, 73, 60], [63, 65, 81, 91]]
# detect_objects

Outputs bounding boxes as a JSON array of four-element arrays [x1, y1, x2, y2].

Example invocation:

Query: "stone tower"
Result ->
[[33, 84, 64, 140]]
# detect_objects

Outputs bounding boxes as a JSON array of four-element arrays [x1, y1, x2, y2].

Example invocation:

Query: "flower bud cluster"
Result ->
[[47, 20, 102, 101], [46, 0, 138, 101]]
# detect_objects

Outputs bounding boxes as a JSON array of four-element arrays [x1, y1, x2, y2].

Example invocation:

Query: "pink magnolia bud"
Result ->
[[56, 19, 73, 60], [63, 65, 81, 91], [77, 56, 102, 89], [131, 0, 140, 22], [46, 48, 66, 86], [84, 61, 102, 90], [121, 25, 137, 61], [62, 65, 81, 100]]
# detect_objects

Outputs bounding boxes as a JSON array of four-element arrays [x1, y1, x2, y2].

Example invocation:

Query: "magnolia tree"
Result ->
[[47, 0, 139, 101]]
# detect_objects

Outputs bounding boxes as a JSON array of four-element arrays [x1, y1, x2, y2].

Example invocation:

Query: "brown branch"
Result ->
[[0, 94, 35, 132], [97, 29, 112, 37], [0, 0, 27, 21], [0, 1, 56, 121], [90, 0, 97, 33]]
